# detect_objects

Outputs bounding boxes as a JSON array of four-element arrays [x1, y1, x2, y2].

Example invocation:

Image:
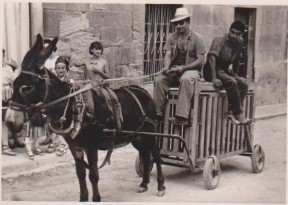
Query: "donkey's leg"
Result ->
[[149, 137, 166, 196], [86, 149, 101, 202], [132, 139, 151, 193], [70, 147, 89, 201]]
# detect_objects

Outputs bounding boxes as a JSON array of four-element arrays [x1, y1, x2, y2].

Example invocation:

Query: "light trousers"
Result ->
[[153, 70, 200, 118]]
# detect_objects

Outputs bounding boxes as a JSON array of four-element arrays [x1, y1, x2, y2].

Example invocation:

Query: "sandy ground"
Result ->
[[1, 115, 286, 203]]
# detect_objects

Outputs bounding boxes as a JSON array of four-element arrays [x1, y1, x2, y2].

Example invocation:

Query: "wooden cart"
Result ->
[[135, 79, 265, 189]]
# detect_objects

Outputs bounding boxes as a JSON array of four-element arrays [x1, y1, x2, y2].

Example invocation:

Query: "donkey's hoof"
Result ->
[[158, 189, 165, 197], [137, 186, 148, 193]]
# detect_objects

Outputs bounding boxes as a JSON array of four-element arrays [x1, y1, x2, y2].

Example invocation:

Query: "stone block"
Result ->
[[119, 47, 131, 65], [117, 27, 132, 45], [102, 11, 121, 26], [104, 47, 118, 73], [128, 63, 143, 77], [118, 12, 133, 27], [66, 3, 90, 12], [90, 10, 104, 27], [91, 4, 107, 11], [192, 5, 212, 26], [212, 6, 233, 26], [57, 38, 72, 57], [43, 10, 66, 37], [101, 26, 118, 45], [60, 13, 89, 37], [132, 4, 145, 33], [43, 3, 66, 10], [113, 65, 128, 78], [105, 4, 132, 12]]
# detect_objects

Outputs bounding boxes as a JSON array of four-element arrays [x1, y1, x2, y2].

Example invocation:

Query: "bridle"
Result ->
[[9, 68, 51, 112]]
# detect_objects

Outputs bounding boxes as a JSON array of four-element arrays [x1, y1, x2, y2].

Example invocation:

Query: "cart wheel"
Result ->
[[251, 144, 265, 173], [203, 156, 221, 190], [135, 154, 154, 177]]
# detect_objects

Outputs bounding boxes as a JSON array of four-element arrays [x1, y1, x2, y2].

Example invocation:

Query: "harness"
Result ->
[[9, 69, 157, 169]]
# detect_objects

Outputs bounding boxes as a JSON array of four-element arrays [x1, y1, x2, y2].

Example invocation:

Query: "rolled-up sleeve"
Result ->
[[163, 34, 173, 51], [208, 37, 223, 57]]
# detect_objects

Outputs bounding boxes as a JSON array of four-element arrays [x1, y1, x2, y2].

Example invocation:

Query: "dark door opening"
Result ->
[[234, 8, 257, 82]]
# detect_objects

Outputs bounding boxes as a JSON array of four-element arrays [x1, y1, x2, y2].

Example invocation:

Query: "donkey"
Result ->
[[5, 34, 165, 202]]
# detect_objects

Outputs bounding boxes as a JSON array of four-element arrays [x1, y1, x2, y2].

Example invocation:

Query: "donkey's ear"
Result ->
[[31, 34, 44, 52], [21, 34, 44, 70], [35, 36, 59, 68], [40, 36, 58, 58]]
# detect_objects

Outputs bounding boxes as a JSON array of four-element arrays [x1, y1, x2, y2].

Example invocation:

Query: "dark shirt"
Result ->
[[208, 33, 243, 70], [174, 49, 187, 65]]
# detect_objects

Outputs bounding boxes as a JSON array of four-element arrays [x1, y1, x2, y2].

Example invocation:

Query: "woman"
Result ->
[[85, 41, 110, 81], [47, 56, 73, 156]]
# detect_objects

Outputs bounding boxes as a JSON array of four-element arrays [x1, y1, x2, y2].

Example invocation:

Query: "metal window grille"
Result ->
[[144, 4, 181, 82]]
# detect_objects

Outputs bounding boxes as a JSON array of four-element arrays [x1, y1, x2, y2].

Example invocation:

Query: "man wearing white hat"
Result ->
[[153, 7, 206, 125]]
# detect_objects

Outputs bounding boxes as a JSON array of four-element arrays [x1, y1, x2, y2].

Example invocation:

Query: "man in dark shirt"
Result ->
[[153, 7, 206, 125], [204, 20, 252, 125]]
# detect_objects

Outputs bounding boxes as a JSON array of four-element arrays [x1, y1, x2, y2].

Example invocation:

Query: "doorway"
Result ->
[[234, 8, 257, 82]]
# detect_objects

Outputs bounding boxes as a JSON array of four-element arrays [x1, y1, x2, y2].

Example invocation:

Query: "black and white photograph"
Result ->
[[1, 0, 287, 204]]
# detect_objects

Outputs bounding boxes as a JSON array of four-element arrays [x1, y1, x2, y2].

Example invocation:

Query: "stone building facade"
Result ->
[[36, 3, 287, 106]]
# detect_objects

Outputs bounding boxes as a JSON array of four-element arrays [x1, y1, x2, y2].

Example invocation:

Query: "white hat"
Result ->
[[171, 7, 192, 23]]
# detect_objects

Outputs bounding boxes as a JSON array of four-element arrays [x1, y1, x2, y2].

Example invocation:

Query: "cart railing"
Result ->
[[157, 80, 255, 168]]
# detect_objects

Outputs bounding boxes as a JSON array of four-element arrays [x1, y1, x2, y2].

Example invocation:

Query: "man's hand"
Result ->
[[162, 67, 170, 75], [213, 79, 222, 88]]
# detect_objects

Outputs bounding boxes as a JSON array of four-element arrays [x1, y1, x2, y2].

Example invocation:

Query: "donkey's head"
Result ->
[[5, 34, 58, 131]]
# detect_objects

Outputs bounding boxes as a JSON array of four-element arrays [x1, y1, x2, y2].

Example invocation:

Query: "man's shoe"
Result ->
[[168, 116, 189, 126], [2, 146, 16, 156], [235, 114, 252, 125]]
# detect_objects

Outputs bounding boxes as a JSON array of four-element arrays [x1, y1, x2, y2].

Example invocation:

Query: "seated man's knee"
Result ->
[[226, 77, 237, 86], [179, 76, 196, 84]]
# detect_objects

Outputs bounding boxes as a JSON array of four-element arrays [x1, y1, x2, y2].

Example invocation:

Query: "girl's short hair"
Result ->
[[89, 41, 103, 55], [44, 39, 57, 52], [55, 56, 70, 71]]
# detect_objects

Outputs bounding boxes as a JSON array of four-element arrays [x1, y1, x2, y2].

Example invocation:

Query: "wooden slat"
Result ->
[[199, 97, 207, 160], [216, 96, 223, 155], [191, 80, 200, 164], [205, 97, 213, 157], [231, 123, 237, 152], [211, 97, 218, 155], [226, 120, 231, 152], [235, 125, 240, 151], [221, 97, 228, 154]]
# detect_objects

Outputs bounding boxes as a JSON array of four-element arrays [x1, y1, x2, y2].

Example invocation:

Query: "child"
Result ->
[[47, 56, 72, 156], [85, 41, 110, 81]]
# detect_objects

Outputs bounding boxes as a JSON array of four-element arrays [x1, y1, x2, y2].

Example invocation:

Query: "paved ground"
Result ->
[[1, 114, 286, 203], [1, 103, 286, 179]]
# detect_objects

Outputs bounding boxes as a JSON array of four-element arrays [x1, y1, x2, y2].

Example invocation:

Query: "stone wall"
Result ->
[[185, 4, 287, 106], [254, 6, 287, 105], [43, 3, 145, 80], [42, 3, 287, 106]]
